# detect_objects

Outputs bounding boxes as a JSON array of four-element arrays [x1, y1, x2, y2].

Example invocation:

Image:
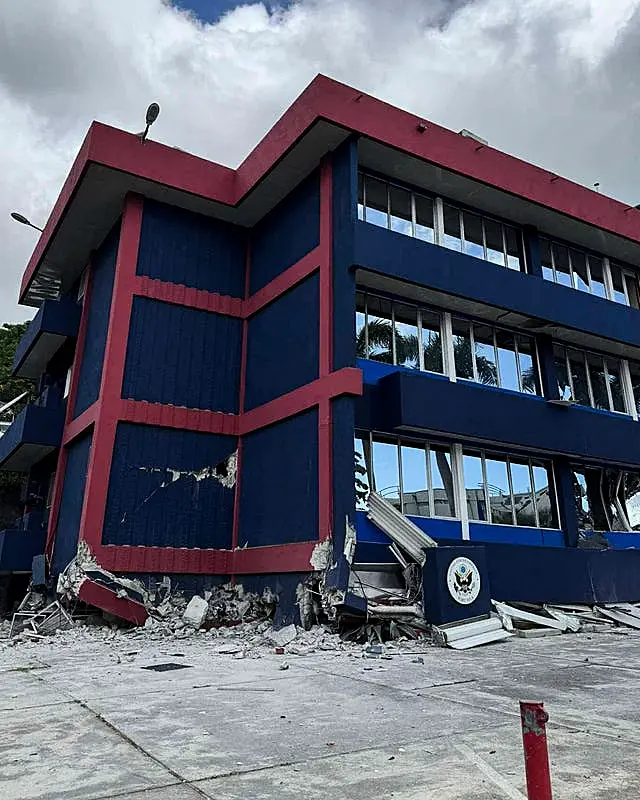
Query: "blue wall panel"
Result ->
[[244, 274, 319, 410], [122, 297, 242, 413], [250, 171, 320, 294], [103, 423, 237, 549], [52, 432, 92, 574], [355, 222, 640, 350], [239, 410, 318, 547], [137, 199, 246, 297], [73, 224, 119, 417]]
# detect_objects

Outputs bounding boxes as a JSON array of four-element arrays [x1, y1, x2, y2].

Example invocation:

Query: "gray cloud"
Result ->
[[1, 0, 639, 323]]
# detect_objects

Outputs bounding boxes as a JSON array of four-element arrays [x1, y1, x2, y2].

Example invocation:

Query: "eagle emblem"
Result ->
[[447, 557, 481, 605]]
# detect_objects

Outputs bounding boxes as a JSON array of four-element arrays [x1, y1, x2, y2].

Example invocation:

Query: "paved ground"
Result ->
[[1, 625, 640, 799]]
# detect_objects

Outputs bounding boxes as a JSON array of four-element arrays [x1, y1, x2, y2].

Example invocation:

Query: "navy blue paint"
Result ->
[[0, 528, 46, 572], [0, 404, 65, 471], [325, 396, 355, 591], [373, 369, 640, 470], [244, 274, 319, 410], [137, 200, 246, 297], [332, 138, 358, 371], [469, 523, 564, 547], [554, 457, 580, 547], [239, 410, 318, 547], [74, 224, 119, 417], [250, 171, 320, 294], [237, 573, 307, 628], [103, 423, 237, 549], [522, 225, 542, 279], [52, 432, 92, 574], [355, 222, 640, 350], [536, 334, 559, 401], [12, 297, 81, 379], [605, 533, 640, 549], [122, 297, 242, 413], [422, 546, 491, 625]]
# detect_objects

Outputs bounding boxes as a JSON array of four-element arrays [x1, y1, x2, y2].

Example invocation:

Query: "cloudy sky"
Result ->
[[1, 0, 639, 323]]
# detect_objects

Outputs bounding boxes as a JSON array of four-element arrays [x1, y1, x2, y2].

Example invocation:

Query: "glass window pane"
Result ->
[[421, 309, 443, 374], [415, 195, 434, 243], [517, 336, 539, 394], [472, 324, 498, 386], [605, 357, 626, 413], [452, 317, 474, 380], [357, 173, 364, 221], [510, 460, 536, 527], [366, 296, 393, 363], [394, 303, 420, 370], [567, 349, 591, 406], [534, 462, 559, 528], [610, 262, 627, 304], [463, 452, 487, 521], [355, 291, 367, 358], [573, 470, 592, 529], [485, 219, 506, 266], [571, 250, 589, 293], [625, 273, 640, 309], [540, 238, 554, 282], [553, 244, 572, 288], [485, 457, 514, 525], [389, 185, 412, 236], [462, 211, 484, 259], [401, 443, 429, 517], [589, 256, 607, 298], [586, 352, 608, 410], [622, 472, 640, 530], [372, 438, 400, 508], [443, 204, 462, 251], [505, 226, 523, 271], [354, 434, 371, 510], [364, 177, 388, 228], [430, 446, 455, 517], [628, 360, 640, 416], [495, 329, 519, 392], [554, 345, 572, 401]]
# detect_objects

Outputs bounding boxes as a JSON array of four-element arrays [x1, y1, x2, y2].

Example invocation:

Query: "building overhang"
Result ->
[[12, 297, 81, 379], [19, 74, 640, 307], [0, 404, 65, 472]]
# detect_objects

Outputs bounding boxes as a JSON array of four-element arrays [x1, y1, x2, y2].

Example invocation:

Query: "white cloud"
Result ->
[[1, 0, 640, 322]]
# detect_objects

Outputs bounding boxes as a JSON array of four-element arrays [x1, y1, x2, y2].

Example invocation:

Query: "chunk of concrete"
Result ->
[[269, 624, 298, 647], [183, 596, 208, 629]]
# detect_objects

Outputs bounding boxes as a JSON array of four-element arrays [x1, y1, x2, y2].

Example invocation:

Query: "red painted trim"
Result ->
[[133, 276, 244, 317], [46, 258, 95, 558], [245, 248, 321, 316], [240, 367, 361, 435], [77, 577, 148, 625], [94, 541, 315, 575], [119, 399, 238, 435], [25, 75, 640, 304], [61, 404, 97, 446], [318, 397, 332, 542], [79, 195, 143, 555]]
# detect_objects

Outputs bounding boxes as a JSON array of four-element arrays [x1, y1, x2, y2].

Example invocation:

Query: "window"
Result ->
[[463, 450, 559, 528], [553, 344, 634, 415], [355, 291, 540, 397], [573, 466, 640, 532], [357, 433, 455, 518], [540, 236, 640, 307], [357, 173, 525, 273]]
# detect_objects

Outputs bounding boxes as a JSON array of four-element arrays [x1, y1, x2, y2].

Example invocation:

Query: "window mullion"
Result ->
[[385, 184, 391, 230], [493, 328, 502, 389], [434, 197, 444, 246], [550, 242, 558, 284], [602, 358, 615, 413], [470, 323, 479, 383], [584, 352, 596, 408], [566, 350, 575, 401], [410, 193, 417, 239], [585, 257, 593, 295], [506, 457, 517, 527], [453, 443, 468, 538], [529, 461, 540, 528], [603, 257, 615, 301], [514, 336, 524, 393], [502, 226, 508, 268], [621, 359, 637, 421], [568, 250, 577, 291], [426, 444, 434, 518], [481, 453, 491, 524], [417, 307, 425, 372], [391, 304, 397, 365], [482, 219, 488, 261], [442, 312, 456, 382], [362, 174, 367, 218], [364, 292, 369, 356]]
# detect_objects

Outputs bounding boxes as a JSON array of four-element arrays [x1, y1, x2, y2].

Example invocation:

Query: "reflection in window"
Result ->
[[572, 466, 640, 532], [430, 446, 456, 518], [629, 361, 640, 416], [415, 195, 435, 243], [554, 343, 633, 415], [610, 263, 627, 305], [394, 304, 420, 369], [589, 257, 607, 298], [401, 443, 429, 517], [485, 457, 513, 525], [366, 296, 393, 363], [532, 462, 558, 528], [540, 238, 555, 282], [372, 438, 400, 508], [422, 310, 444, 374], [354, 435, 371, 510], [463, 211, 484, 259], [517, 336, 540, 394], [364, 177, 388, 228], [496, 330, 519, 392], [510, 460, 536, 527], [389, 185, 412, 236], [463, 453, 486, 521], [452, 318, 474, 380], [443, 203, 462, 251], [473, 324, 498, 386], [485, 219, 505, 266], [571, 250, 589, 293]]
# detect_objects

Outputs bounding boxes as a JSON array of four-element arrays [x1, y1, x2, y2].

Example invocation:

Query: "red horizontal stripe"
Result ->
[[133, 276, 244, 317], [62, 404, 98, 445], [245, 248, 321, 316]]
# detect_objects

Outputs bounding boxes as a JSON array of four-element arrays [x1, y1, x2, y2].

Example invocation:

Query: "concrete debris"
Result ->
[[433, 615, 513, 650], [310, 539, 333, 572], [268, 624, 298, 647], [10, 599, 73, 639], [183, 596, 209, 629]]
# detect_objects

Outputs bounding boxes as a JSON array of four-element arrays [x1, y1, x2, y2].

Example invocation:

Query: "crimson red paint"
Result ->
[[77, 578, 148, 625], [133, 275, 244, 317]]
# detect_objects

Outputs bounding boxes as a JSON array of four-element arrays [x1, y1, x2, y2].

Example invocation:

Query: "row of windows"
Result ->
[[357, 172, 640, 309], [355, 433, 558, 529], [574, 467, 640, 532], [357, 173, 525, 272], [540, 238, 640, 309], [356, 291, 540, 396]]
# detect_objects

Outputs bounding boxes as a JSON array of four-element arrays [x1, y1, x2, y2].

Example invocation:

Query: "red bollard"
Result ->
[[520, 701, 552, 800]]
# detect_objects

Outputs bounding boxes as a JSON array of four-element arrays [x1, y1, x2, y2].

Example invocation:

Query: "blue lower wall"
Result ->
[[74, 224, 119, 417], [239, 410, 319, 547], [102, 423, 237, 549], [122, 297, 242, 413], [52, 432, 93, 574]]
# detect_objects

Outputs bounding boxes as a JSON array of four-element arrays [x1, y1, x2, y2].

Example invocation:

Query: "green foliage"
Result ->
[[0, 322, 34, 405]]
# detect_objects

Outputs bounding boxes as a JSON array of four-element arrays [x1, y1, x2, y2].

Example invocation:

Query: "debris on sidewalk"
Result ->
[[10, 600, 73, 640], [433, 615, 513, 650]]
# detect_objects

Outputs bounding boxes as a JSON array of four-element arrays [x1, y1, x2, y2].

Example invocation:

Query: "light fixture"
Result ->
[[10, 212, 43, 232], [139, 102, 160, 143]]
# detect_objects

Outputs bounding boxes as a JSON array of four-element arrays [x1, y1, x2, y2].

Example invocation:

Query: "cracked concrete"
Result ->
[[2, 629, 640, 798]]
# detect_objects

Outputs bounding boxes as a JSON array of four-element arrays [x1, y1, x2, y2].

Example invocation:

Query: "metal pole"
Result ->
[[520, 701, 552, 800]]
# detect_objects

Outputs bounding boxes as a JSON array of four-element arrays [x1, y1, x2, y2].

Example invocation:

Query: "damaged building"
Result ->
[[3, 74, 640, 625]]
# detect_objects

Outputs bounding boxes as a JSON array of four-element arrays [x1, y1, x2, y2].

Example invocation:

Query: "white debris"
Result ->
[[268, 624, 298, 647], [183, 596, 209, 629], [310, 539, 333, 572]]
